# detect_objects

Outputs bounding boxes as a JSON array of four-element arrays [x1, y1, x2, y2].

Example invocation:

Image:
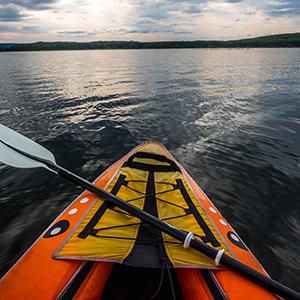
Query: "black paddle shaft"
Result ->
[[2, 132, 299, 298], [57, 166, 300, 300]]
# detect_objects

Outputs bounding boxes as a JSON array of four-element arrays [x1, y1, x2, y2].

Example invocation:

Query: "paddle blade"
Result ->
[[0, 124, 56, 169]]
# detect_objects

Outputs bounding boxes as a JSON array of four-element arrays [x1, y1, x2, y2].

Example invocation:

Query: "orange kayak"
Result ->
[[0, 141, 278, 299]]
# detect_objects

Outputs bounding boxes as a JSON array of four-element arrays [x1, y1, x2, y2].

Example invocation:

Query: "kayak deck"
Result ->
[[0, 141, 277, 299]]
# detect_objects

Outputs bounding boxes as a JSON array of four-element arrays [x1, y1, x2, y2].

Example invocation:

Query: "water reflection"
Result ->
[[0, 48, 299, 290]]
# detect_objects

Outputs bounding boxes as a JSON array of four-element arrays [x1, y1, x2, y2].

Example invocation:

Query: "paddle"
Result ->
[[0, 124, 299, 300]]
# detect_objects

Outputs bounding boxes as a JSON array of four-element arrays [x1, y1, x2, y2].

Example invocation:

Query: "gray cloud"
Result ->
[[0, 23, 41, 32], [0, 0, 57, 24], [3, 0, 297, 42], [0, 6, 23, 21], [142, 12, 169, 21], [22, 25, 41, 32], [132, 1, 204, 21], [128, 0, 244, 38], [58, 30, 89, 35], [132, 0, 243, 22], [56, 27, 193, 36], [119, 27, 192, 34], [0, 24, 15, 32], [224, 0, 242, 3], [183, 5, 202, 14], [238, 7, 256, 16], [57, 30, 97, 37], [135, 18, 157, 26], [0, 0, 56, 10], [133, 2, 171, 21], [121, 0, 244, 39], [129, 1, 204, 36], [266, 0, 300, 16]]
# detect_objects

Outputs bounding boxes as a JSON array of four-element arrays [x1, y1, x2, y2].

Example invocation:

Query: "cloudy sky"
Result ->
[[0, 0, 299, 42]]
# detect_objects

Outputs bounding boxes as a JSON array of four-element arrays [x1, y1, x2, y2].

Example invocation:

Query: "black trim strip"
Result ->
[[130, 152, 179, 166], [124, 162, 179, 173], [176, 179, 220, 247], [123, 151, 180, 172], [201, 270, 227, 300], [59, 174, 126, 299], [58, 261, 94, 300], [78, 174, 126, 239], [123, 171, 172, 267]]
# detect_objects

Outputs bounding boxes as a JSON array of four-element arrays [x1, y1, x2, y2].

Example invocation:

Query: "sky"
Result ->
[[0, 0, 299, 43]]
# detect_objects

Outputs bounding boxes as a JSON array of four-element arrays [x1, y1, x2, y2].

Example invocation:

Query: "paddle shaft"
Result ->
[[1, 138, 298, 299], [56, 165, 300, 300]]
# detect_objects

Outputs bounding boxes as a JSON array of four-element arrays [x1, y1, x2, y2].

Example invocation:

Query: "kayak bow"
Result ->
[[0, 124, 299, 299]]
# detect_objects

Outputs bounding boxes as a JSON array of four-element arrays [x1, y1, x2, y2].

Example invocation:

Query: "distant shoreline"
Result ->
[[1, 33, 299, 52]]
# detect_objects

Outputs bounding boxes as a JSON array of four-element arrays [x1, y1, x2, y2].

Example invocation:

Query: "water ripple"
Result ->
[[0, 48, 299, 289]]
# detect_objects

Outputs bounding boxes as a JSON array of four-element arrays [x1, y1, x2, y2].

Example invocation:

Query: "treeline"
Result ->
[[0, 43, 16, 50], [2, 33, 300, 51]]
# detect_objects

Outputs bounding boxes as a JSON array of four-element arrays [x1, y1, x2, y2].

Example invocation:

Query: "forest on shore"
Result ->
[[1, 33, 299, 51]]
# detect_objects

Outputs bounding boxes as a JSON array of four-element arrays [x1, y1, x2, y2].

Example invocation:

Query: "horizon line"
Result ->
[[1, 32, 299, 45]]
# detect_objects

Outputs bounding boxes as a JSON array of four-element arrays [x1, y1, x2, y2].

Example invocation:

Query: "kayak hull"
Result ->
[[0, 141, 277, 299]]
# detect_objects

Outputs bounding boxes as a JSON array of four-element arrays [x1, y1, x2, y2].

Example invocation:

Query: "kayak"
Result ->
[[0, 141, 278, 299]]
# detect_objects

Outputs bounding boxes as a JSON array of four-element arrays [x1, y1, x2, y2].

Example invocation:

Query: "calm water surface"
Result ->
[[0, 48, 300, 290]]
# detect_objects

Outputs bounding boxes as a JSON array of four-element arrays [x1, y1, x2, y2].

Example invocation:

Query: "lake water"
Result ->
[[0, 48, 299, 291]]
